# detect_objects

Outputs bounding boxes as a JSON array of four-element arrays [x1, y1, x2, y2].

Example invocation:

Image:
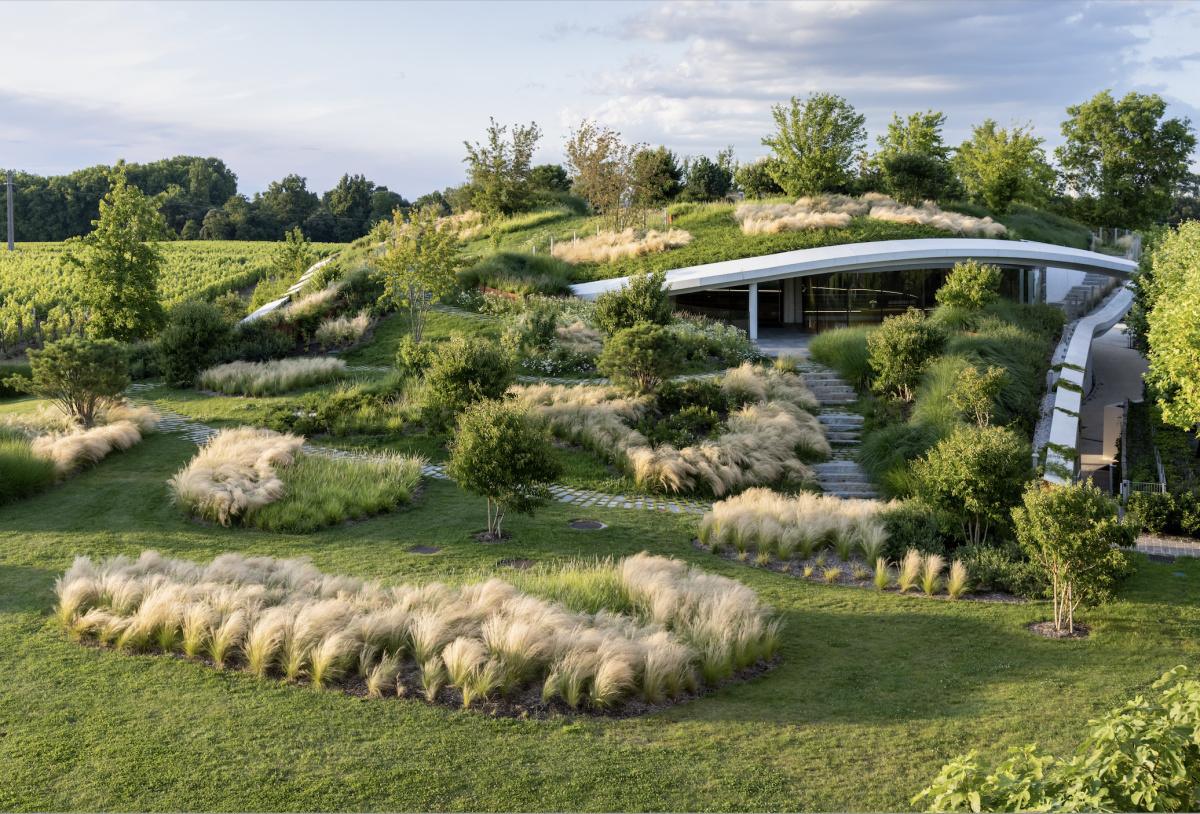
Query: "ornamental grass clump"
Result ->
[[31, 420, 147, 476], [197, 357, 348, 396], [897, 549, 922, 593], [550, 229, 693, 264], [169, 427, 303, 525], [920, 553, 945, 596], [314, 311, 371, 349], [55, 550, 779, 714]]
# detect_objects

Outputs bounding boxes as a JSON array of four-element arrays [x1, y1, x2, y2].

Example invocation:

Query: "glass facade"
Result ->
[[672, 267, 1030, 333]]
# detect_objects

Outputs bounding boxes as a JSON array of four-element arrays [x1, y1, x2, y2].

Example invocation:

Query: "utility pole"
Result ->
[[5, 170, 13, 251]]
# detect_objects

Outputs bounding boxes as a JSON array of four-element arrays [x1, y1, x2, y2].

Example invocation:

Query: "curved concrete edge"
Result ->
[[1043, 285, 1136, 485], [241, 254, 340, 324], [570, 237, 1137, 300]]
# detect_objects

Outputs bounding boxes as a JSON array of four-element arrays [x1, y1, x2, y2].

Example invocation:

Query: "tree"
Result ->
[[592, 270, 672, 335], [258, 174, 320, 233], [867, 308, 945, 402], [875, 110, 951, 164], [949, 364, 1006, 427], [735, 159, 784, 199], [681, 149, 736, 202], [761, 93, 867, 196], [953, 120, 1054, 214], [64, 168, 167, 342], [631, 146, 683, 208], [463, 118, 542, 217], [564, 120, 638, 228], [447, 399, 561, 540], [272, 227, 315, 285], [377, 206, 461, 344], [913, 424, 1031, 547], [1012, 481, 1133, 635], [529, 164, 571, 193], [323, 174, 376, 241], [157, 301, 233, 387], [935, 260, 1003, 310], [419, 334, 514, 429], [881, 152, 953, 205], [598, 323, 683, 395], [5, 337, 129, 428], [368, 187, 408, 227], [1145, 221, 1200, 429], [1057, 90, 1196, 229]]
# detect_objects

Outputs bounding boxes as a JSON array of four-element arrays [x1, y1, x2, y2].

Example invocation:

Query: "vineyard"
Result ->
[[0, 240, 342, 353]]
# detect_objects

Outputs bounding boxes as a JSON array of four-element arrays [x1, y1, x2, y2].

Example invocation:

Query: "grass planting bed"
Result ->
[[4, 424, 1200, 810]]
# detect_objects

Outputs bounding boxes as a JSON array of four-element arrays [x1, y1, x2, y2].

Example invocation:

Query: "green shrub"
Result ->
[[420, 335, 514, 428], [396, 335, 433, 376], [859, 421, 945, 498], [0, 430, 56, 505], [1179, 492, 1200, 537], [868, 308, 945, 402], [808, 326, 872, 389], [446, 399, 561, 539], [958, 542, 1048, 598], [158, 301, 234, 387], [593, 270, 671, 334], [338, 266, 386, 315], [234, 317, 294, 362], [0, 361, 32, 399], [934, 260, 1002, 310], [656, 378, 730, 416], [879, 500, 944, 559], [913, 424, 1031, 547], [642, 405, 721, 448], [1127, 490, 1176, 534], [914, 665, 1200, 813], [125, 341, 159, 381], [597, 323, 683, 395], [459, 252, 575, 296], [6, 337, 129, 428]]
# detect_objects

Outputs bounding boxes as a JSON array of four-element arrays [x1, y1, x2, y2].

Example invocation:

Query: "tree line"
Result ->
[[444, 89, 1195, 232], [1, 156, 407, 243]]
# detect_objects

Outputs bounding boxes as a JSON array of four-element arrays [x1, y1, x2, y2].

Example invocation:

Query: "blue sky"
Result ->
[[3, 0, 1198, 198]]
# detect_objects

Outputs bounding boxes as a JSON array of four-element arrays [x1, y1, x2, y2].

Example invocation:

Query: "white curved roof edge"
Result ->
[[569, 238, 1137, 300], [1043, 285, 1136, 486]]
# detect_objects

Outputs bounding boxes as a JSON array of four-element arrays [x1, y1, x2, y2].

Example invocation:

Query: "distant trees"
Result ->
[[462, 118, 542, 217], [258, 174, 320, 233], [631, 147, 683, 208], [65, 169, 167, 342], [953, 120, 1054, 214], [873, 111, 954, 204], [1144, 221, 1200, 430], [1057, 90, 1196, 229], [735, 159, 784, 199], [761, 93, 867, 196], [681, 148, 736, 202]]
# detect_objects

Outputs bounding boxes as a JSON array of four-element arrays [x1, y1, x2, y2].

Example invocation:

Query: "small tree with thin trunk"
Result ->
[[447, 399, 561, 541], [913, 424, 1030, 547], [867, 308, 945, 402], [1012, 480, 1134, 634], [935, 260, 1003, 310], [6, 337, 129, 428], [377, 205, 460, 344], [949, 364, 1006, 427]]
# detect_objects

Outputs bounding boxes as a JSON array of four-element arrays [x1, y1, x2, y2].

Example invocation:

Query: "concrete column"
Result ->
[[782, 279, 795, 323], [748, 283, 758, 340]]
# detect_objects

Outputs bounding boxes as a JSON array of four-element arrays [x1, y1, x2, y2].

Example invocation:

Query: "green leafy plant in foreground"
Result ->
[[914, 666, 1200, 812]]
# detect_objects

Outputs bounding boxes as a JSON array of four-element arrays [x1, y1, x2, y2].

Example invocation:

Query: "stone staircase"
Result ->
[[797, 363, 879, 500]]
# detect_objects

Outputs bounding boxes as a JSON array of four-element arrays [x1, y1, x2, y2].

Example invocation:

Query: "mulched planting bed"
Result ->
[[568, 518, 607, 530], [1027, 621, 1090, 639]]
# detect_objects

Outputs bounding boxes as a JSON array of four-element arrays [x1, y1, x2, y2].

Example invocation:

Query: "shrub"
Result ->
[[1012, 480, 1134, 635], [0, 430, 56, 505], [935, 260, 1003, 310], [157, 301, 234, 387], [197, 357, 348, 396], [0, 361, 32, 399], [396, 335, 433, 376], [233, 316, 294, 362], [948, 363, 1006, 427], [593, 270, 672, 334], [56, 550, 779, 710], [868, 308, 945, 402], [808, 327, 873, 389], [420, 335, 514, 428], [959, 542, 1047, 597], [598, 323, 683, 395], [914, 666, 1200, 813], [5, 337, 129, 428], [913, 424, 1031, 547], [1126, 490, 1175, 534], [459, 252, 575, 295], [879, 500, 943, 559], [446, 399, 561, 539]]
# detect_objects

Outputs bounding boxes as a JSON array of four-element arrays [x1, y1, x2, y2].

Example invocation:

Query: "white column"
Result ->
[[748, 283, 758, 340]]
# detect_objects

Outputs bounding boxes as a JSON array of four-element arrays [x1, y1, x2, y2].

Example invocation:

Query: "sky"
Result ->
[[3, 0, 1199, 198]]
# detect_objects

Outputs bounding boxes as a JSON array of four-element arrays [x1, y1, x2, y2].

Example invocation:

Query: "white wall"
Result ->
[[1044, 266, 1087, 304]]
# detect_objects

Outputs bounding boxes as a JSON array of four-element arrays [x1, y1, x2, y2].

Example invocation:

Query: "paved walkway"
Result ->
[[1078, 323, 1147, 485], [1137, 534, 1200, 560]]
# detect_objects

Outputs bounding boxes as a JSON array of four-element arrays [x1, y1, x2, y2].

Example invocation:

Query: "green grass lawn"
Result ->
[[2, 424, 1199, 811]]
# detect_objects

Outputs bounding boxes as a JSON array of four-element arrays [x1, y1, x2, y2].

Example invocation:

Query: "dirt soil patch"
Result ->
[[1027, 621, 1090, 639]]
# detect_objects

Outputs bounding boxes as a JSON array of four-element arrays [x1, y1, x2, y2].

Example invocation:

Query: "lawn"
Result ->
[[1, 424, 1199, 811]]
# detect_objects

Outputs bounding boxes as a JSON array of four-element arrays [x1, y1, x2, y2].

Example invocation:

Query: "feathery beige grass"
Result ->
[[867, 199, 1007, 237], [550, 229, 692, 265], [698, 487, 890, 557], [31, 420, 146, 476], [734, 193, 1007, 238], [169, 427, 304, 525], [555, 321, 604, 356], [315, 311, 371, 348], [56, 550, 779, 712], [513, 364, 828, 496], [197, 357, 348, 396]]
